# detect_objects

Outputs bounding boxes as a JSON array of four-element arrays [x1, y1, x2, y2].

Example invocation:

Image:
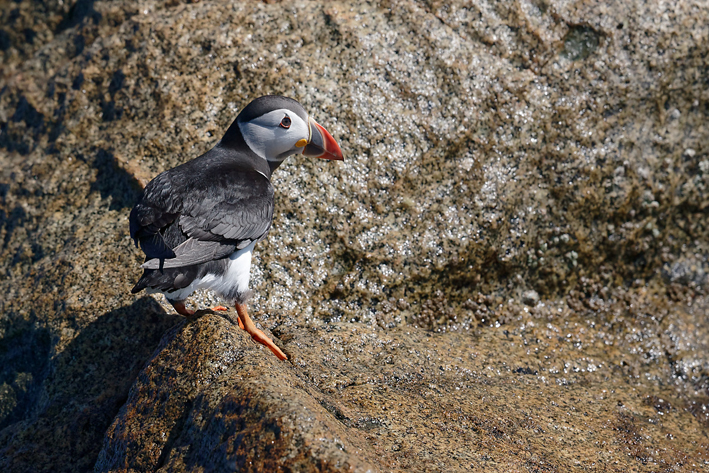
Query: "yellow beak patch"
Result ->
[[295, 139, 308, 148]]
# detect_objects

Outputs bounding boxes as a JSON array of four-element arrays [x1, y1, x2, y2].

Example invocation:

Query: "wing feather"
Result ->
[[141, 239, 237, 269], [129, 153, 274, 270]]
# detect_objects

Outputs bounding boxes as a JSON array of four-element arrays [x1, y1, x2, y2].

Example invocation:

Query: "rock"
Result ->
[[1, 0, 708, 471], [97, 308, 709, 471], [95, 315, 377, 472], [0, 298, 180, 472], [521, 290, 539, 306]]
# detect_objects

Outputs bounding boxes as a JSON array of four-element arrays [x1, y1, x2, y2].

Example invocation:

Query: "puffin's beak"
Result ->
[[302, 117, 344, 161]]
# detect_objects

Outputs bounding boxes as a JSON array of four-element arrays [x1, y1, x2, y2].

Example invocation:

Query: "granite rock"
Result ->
[[95, 314, 378, 472], [0, 0, 708, 471]]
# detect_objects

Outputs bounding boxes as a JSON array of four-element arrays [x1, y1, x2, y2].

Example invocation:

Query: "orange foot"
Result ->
[[235, 303, 287, 360]]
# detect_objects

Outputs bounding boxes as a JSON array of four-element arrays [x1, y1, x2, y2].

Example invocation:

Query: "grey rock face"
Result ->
[[521, 290, 539, 306], [0, 0, 708, 471]]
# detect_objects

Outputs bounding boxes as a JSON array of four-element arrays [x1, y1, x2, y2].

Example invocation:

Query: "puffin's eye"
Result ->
[[280, 115, 291, 129]]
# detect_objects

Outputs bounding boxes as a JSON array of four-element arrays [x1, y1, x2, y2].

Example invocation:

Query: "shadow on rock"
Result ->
[[89, 148, 143, 211], [0, 311, 52, 431], [95, 313, 378, 473], [0, 297, 180, 473]]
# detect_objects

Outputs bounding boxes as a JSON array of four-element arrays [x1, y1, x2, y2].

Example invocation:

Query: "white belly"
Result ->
[[160, 241, 255, 302]]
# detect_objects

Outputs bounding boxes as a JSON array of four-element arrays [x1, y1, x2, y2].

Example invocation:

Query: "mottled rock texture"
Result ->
[[0, 0, 708, 471]]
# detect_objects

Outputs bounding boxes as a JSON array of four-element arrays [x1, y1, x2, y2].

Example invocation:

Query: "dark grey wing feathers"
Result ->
[[130, 156, 274, 271], [178, 201, 273, 243], [130, 172, 181, 259], [141, 239, 237, 269], [137, 231, 177, 260]]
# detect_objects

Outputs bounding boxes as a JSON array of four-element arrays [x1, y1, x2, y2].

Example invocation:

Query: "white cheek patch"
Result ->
[[238, 109, 309, 162]]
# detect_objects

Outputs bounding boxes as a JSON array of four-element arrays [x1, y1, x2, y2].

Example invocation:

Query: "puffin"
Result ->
[[129, 95, 343, 360]]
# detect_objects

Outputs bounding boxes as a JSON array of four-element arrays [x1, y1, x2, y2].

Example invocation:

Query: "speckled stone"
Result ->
[[95, 314, 377, 472], [0, 0, 708, 471]]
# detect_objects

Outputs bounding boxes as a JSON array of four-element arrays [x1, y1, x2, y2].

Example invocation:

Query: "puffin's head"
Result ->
[[234, 95, 343, 171]]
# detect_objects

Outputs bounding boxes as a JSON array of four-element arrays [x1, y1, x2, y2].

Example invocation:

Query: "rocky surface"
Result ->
[[0, 0, 708, 471]]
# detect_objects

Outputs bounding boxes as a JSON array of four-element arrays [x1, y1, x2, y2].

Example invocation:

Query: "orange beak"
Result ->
[[302, 117, 344, 161]]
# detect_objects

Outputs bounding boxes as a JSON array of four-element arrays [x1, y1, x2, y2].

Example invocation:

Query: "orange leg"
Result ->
[[235, 303, 287, 360], [171, 301, 228, 316], [171, 300, 194, 316]]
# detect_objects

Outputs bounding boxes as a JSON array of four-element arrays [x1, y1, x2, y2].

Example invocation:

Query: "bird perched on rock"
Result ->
[[129, 96, 343, 360]]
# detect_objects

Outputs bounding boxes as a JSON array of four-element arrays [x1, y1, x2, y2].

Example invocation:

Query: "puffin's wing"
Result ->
[[129, 172, 180, 260], [140, 166, 274, 269]]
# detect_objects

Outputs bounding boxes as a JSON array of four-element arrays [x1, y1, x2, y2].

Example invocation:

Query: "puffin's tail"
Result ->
[[130, 266, 200, 294], [131, 271, 151, 294]]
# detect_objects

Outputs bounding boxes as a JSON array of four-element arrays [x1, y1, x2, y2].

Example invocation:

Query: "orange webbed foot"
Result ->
[[235, 303, 287, 360]]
